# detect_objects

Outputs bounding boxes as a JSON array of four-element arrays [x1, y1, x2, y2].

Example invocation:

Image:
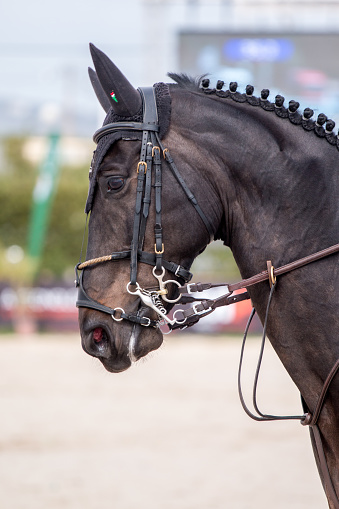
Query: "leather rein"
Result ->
[[76, 86, 339, 507]]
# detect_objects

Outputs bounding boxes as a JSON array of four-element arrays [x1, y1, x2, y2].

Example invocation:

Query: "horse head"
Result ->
[[77, 45, 222, 372]]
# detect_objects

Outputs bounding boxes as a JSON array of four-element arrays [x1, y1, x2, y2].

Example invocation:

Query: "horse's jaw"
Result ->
[[79, 309, 163, 373]]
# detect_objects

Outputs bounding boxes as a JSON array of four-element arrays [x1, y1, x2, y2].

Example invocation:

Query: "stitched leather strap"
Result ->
[[138, 142, 153, 250], [93, 122, 159, 143], [179, 243, 339, 296], [130, 88, 159, 285], [170, 291, 250, 331], [130, 145, 147, 284], [229, 242, 339, 292], [173, 242, 339, 331]]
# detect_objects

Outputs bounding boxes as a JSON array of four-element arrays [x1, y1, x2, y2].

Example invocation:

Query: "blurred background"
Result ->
[[1, 2, 337, 508], [1, 0, 339, 335]]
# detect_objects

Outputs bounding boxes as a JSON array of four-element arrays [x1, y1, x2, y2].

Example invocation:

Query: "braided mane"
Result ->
[[168, 73, 339, 152]]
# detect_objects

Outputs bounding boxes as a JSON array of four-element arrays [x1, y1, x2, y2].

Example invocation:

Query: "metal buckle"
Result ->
[[267, 260, 276, 287], [192, 303, 212, 316], [152, 146, 160, 157], [186, 283, 195, 294], [137, 161, 147, 173], [154, 243, 164, 254], [140, 317, 151, 327]]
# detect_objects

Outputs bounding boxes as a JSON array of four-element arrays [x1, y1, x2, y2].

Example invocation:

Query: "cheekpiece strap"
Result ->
[[129, 87, 160, 285]]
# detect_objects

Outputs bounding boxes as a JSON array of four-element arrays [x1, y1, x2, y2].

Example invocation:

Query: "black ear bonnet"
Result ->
[[85, 82, 171, 213]]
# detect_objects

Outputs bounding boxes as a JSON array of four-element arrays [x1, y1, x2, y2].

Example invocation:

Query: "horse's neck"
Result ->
[[170, 90, 338, 278], [170, 92, 339, 488], [184, 95, 339, 380], [186, 94, 339, 502], [213, 101, 339, 279]]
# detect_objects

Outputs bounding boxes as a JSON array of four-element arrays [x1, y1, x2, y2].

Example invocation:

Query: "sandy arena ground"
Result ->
[[0, 333, 327, 509]]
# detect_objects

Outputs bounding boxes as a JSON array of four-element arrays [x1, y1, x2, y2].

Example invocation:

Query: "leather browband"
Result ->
[[93, 122, 159, 144]]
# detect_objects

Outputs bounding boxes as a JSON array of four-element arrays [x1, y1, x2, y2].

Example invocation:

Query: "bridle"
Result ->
[[76, 86, 215, 329], [76, 86, 339, 507]]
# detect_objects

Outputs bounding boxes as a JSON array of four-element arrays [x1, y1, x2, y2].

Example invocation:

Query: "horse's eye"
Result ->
[[107, 177, 125, 193]]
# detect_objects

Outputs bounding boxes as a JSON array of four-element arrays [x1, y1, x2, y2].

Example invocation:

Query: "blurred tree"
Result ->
[[191, 240, 240, 283], [42, 161, 88, 280], [0, 136, 89, 282], [0, 137, 35, 250], [0, 136, 239, 285]]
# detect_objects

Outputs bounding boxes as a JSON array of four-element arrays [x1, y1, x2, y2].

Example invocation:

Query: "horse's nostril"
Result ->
[[82, 326, 111, 359], [93, 327, 105, 343]]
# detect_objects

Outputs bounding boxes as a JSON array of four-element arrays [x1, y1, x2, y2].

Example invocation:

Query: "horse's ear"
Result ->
[[89, 43, 142, 116], [88, 67, 111, 113]]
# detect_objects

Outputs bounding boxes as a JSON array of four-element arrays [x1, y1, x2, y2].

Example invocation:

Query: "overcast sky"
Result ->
[[1, 0, 143, 113], [3, 1, 339, 134]]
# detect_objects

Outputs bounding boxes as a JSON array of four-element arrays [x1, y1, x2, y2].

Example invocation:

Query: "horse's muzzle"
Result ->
[[79, 308, 163, 373]]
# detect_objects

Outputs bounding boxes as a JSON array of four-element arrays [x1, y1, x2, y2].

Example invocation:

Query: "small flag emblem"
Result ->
[[110, 91, 118, 103]]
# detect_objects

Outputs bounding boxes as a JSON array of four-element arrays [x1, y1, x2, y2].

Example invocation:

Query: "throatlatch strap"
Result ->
[[156, 134, 215, 242]]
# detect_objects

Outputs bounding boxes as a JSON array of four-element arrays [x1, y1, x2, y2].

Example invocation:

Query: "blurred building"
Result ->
[[141, 0, 339, 123], [1, 0, 339, 137]]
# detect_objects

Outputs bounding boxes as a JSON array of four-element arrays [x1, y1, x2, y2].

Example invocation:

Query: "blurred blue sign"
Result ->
[[224, 38, 294, 62]]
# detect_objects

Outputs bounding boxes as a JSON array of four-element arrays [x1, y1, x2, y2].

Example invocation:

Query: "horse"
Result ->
[[76, 44, 339, 508]]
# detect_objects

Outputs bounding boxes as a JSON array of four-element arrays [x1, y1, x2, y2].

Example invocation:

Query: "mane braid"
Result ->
[[170, 75, 339, 152]]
